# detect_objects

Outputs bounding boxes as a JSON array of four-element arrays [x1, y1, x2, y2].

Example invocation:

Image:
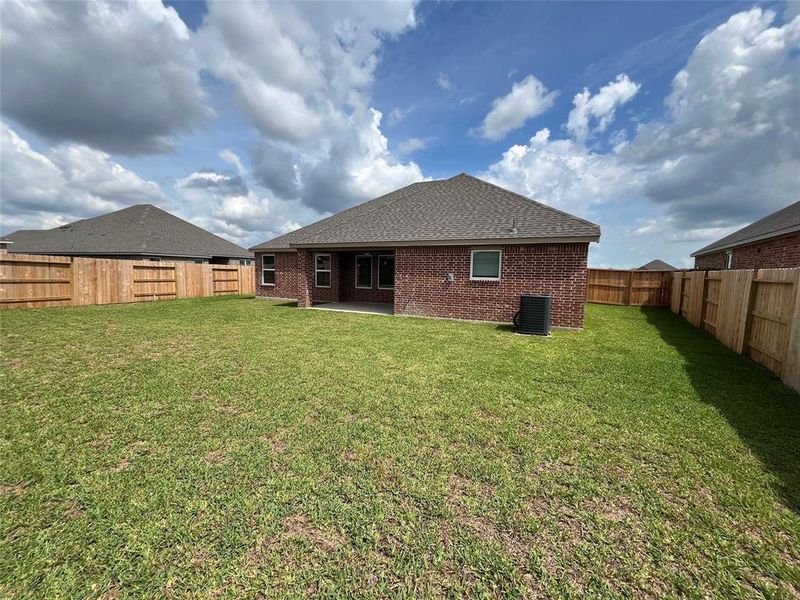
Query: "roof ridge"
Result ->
[[139, 204, 152, 253], [460, 173, 600, 229]]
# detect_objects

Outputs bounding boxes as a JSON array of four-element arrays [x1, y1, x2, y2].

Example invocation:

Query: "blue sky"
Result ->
[[2, 0, 798, 268]]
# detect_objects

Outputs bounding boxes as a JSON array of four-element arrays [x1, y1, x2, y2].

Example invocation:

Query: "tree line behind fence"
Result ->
[[0, 253, 255, 310]]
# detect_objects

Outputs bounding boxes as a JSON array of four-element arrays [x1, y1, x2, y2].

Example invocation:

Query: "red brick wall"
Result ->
[[309, 252, 340, 302], [732, 233, 800, 269], [338, 252, 394, 303], [694, 252, 726, 270], [255, 252, 299, 299], [694, 233, 800, 270], [394, 243, 589, 328]]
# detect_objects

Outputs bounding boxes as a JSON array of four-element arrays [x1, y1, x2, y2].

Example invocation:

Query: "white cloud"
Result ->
[[196, 1, 424, 217], [483, 7, 800, 266], [0, 0, 211, 154], [565, 74, 640, 142], [437, 72, 452, 90], [476, 75, 558, 141], [397, 137, 431, 155], [0, 123, 166, 231], [625, 7, 800, 229], [174, 169, 272, 246], [387, 107, 412, 126], [219, 149, 247, 177], [480, 128, 642, 215]]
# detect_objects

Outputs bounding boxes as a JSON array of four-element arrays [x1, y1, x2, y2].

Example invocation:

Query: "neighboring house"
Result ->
[[249, 173, 601, 327], [636, 259, 676, 270], [692, 200, 800, 270], [5, 205, 253, 265]]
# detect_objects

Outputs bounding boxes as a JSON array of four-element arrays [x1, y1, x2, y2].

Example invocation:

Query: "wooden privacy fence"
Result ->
[[0, 253, 255, 310], [587, 268, 672, 306], [671, 268, 800, 392]]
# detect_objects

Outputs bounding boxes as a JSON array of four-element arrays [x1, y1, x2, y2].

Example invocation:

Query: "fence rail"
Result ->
[[671, 268, 800, 392], [587, 268, 672, 306], [0, 253, 254, 310]]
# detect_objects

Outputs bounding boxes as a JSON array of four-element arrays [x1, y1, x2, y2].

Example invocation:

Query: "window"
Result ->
[[378, 255, 395, 290], [725, 250, 733, 270], [315, 253, 331, 288], [471, 249, 502, 280], [261, 254, 275, 285], [355, 254, 372, 289]]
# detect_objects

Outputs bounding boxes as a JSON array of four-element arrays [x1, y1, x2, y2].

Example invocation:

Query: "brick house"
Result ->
[[249, 174, 601, 328], [692, 200, 800, 270]]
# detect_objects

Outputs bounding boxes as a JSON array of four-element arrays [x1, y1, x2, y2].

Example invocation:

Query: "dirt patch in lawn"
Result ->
[[284, 513, 343, 552]]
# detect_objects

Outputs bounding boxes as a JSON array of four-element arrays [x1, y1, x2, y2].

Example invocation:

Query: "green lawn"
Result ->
[[1, 297, 798, 598]]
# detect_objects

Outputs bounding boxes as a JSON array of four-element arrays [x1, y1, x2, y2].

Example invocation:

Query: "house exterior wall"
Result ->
[[394, 243, 589, 328], [255, 252, 299, 299], [693, 232, 800, 270], [338, 252, 395, 304], [694, 252, 726, 270], [257, 243, 590, 327]]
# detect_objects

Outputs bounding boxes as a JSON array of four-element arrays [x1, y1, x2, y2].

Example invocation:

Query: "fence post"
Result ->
[[781, 271, 800, 390], [626, 271, 633, 306]]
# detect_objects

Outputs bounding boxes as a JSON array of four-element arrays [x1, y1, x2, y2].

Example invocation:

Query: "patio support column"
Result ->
[[296, 249, 313, 308]]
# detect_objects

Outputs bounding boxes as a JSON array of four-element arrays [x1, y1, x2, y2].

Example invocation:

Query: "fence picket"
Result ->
[[0, 253, 254, 310]]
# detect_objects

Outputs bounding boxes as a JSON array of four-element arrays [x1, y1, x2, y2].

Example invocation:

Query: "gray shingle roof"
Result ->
[[5, 204, 252, 259], [250, 174, 600, 251], [636, 259, 676, 270], [692, 200, 800, 257]]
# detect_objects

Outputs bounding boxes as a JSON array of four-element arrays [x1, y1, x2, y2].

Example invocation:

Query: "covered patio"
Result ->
[[295, 249, 396, 312]]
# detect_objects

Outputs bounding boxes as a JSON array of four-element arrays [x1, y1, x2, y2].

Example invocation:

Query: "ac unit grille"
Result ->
[[516, 294, 551, 335]]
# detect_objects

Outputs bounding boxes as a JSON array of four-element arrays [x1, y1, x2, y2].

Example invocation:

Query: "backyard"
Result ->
[[1, 297, 798, 598]]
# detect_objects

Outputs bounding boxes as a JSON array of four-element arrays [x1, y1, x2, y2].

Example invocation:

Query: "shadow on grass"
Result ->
[[641, 306, 800, 514]]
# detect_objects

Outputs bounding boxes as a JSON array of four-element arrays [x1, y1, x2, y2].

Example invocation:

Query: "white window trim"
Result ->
[[378, 254, 395, 290], [315, 253, 331, 288], [355, 254, 373, 289], [725, 250, 733, 270], [470, 249, 502, 281], [261, 254, 275, 286]]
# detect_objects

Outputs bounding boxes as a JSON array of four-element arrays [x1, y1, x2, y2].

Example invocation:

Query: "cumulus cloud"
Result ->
[[483, 7, 800, 256], [0, 0, 211, 154], [476, 75, 559, 141], [566, 74, 640, 142], [174, 167, 320, 247], [481, 128, 642, 215], [0, 122, 166, 231], [625, 7, 800, 229], [197, 1, 425, 216]]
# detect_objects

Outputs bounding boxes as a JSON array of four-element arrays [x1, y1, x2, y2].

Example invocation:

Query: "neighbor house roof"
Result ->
[[691, 200, 800, 257], [5, 204, 252, 259], [636, 259, 676, 270], [250, 173, 600, 251]]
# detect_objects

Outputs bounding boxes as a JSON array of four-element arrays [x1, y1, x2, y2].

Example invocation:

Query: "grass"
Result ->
[[1, 296, 798, 599]]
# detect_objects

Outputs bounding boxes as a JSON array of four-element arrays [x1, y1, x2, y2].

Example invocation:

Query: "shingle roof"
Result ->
[[5, 204, 252, 259], [250, 174, 600, 250], [636, 259, 676, 270], [692, 200, 800, 257]]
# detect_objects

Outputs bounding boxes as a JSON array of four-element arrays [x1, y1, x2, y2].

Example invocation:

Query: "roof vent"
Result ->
[[505, 217, 518, 235]]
